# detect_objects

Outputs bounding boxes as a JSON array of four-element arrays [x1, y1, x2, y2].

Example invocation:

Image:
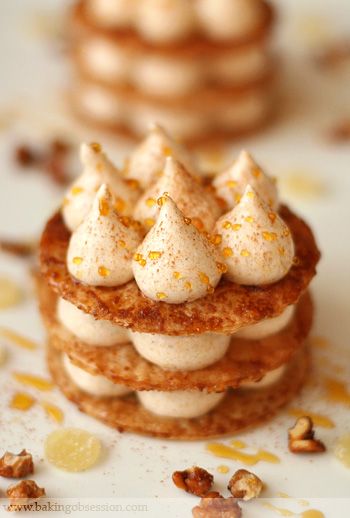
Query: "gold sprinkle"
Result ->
[[222, 221, 232, 230], [98, 266, 110, 277], [139, 259, 146, 267], [156, 292, 167, 300], [268, 212, 277, 224], [115, 198, 126, 213], [199, 272, 210, 285], [10, 392, 35, 411], [145, 218, 155, 227], [99, 197, 109, 216], [232, 224, 242, 231], [184, 217, 192, 225], [118, 240, 126, 248], [223, 247, 233, 258], [73, 256, 83, 265], [71, 186, 83, 196], [216, 262, 228, 273], [173, 271, 182, 280], [211, 234, 222, 245], [241, 249, 250, 257], [148, 251, 162, 260], [184, 281, 192, 290], [245, 216, 254, 223], [146, 197, 156, 207], [246, 191, 255, 199], [262, 231, 277, 241], [13, 373, 54, 391], [90, 142, 101, 152], [226, 180, 237, 188]]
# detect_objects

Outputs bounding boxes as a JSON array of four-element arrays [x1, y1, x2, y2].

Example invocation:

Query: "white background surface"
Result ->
[[0, 1, 349, 517]]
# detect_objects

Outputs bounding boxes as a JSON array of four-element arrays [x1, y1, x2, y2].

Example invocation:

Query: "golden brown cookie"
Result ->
[[47, 344, 310, 440], [40, 206, 320, 335]]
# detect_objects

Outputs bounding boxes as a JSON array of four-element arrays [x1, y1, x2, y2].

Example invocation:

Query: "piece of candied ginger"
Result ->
[[45, 428, 101, 472]]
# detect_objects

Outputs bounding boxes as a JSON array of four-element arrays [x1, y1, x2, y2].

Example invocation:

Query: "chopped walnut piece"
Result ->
[[0, 450, 34, 478], [288, 416, 326, 453], [7, 480, 45, 511], [192, 496, 242, 518], [172, 467, 214, 497], [228, 469, 263, 501]]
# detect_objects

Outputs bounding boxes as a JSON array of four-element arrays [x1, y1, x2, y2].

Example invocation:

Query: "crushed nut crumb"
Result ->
[[227, 469, 263, 501], [0, 450, 34, 478], [7, 480, 45, 512], [172, 467, 214, 497], [288, 416, 326, 453], [192, 496, 242, 518]]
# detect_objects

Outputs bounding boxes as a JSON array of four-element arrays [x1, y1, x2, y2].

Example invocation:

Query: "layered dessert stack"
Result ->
[[69, 0, 276, 143], [38, 126, 320, 439]]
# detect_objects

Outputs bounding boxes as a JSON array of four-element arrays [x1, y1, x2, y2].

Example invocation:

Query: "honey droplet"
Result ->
[[115, 198, 126, 214], [217, 465, 229, 474], [90, 142, 101, 152], [71, 186, 83, 196], [0, 327, 38, 350], [10, 392, 35, 411], [230, 439, 246, 449], [173, 271, 182, 280], [232, 224, 242, 231], [206, 443, 280, 466], [118, 240, 126, 248], [222, 221, 232, 230], [45, 428, 101, 472], [241, 249, 250, 257], [72, 256, 83, 265], [262, 231, 278, 241], [325, 378, 350, 405], [157, 195, 168, 207], [148, 251, 162, 260], [98, 197, 109, 217], [199, 272, 210, 285], [98, 266, 110, 278], [13, 372, 54, 391], [245, 216, 254, 223], [163, 146, 173, 157], [287, 408, 335, 428], [146, 197, 156, 207], [0, 277, 23, 310], [334, 433, 350, 468], [145, 218, 155, 227], [41, 402, 64, 423], [223, 247, 233, 258]]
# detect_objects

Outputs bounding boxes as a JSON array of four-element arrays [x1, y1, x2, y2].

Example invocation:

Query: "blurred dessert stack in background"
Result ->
[[69, 0, 277, 144]]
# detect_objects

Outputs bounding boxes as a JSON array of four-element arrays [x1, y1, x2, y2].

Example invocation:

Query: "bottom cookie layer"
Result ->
[[47, 344, 310, 440]]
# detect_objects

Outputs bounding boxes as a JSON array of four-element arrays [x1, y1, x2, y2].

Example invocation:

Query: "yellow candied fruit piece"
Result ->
[[222, 247, 233, 258], [145, 218, 155, 227], [0, 277, 23, 310], [146, 197, 156, 207], [115, 198, 126, 213], [98, 266, 110, 277], [13, 373, 54, 391], [173, 271, 182, 280], [118, 240, 126, 248], [41, 402, 64, 423], [184, 217, 192, 225], [262, 231, 277, 241], [10, 392, 35, 411], [73, 256, 83, 265], [45, 428, 101, 472], [268, 211, 277, 224], [199, 272, 210, 285], [334, 434, 350, 468], [232, 224, 242, 231], [156, 292, 167, 300], [90, 142, 101, 152], [184, 281, 192, 291], [148, 251, 162, 260], [0, 327, 37, 350], [226, 180, 237, 188], [222, 221, 232, 230], [99, 197, 109, 217], [241, 249, 250, 257], [245, 216, 254, 223], [211, 234, 222, 246], [216, 262, 228, 274], [71, 186, 83, 196]]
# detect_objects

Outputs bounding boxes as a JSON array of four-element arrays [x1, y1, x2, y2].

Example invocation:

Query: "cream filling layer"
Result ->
[[137, 389, 226, 418], [235, 305, 295, 340], [129, 331, 230, 371], [75, 83, 271, 139], [85, 0, 265, 43], [240, 365, 286, 389], [79, 37, 268, 95], [57, 297, 128, 346], [63, 354, 131, 396]]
